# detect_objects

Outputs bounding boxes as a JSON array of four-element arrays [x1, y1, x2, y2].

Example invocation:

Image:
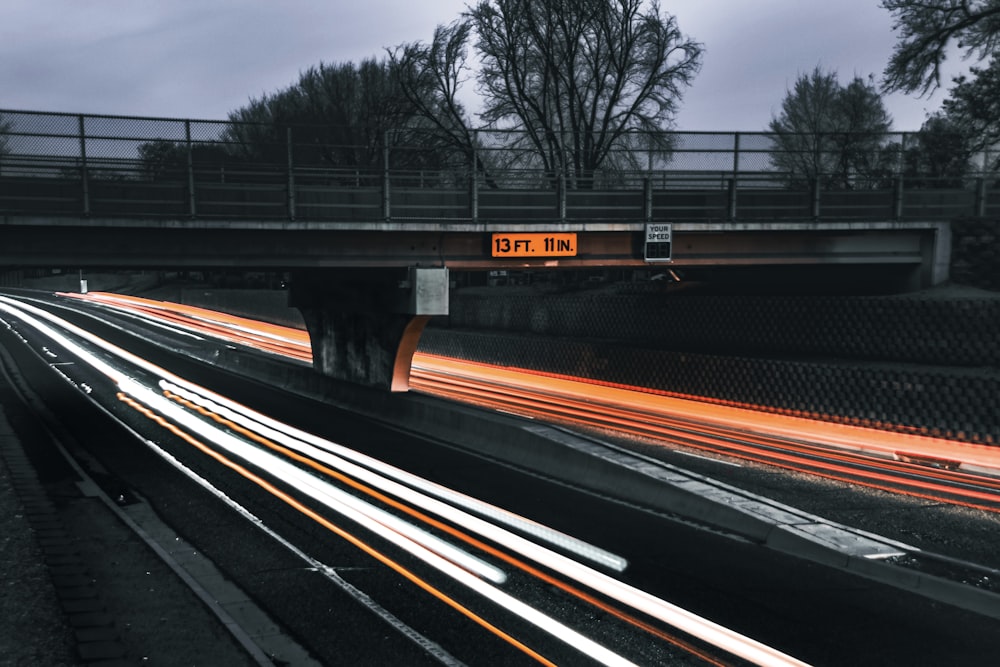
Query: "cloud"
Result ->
[[0, 0, 958, 129]]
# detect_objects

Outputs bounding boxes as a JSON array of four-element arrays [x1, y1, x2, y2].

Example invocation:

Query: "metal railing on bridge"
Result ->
[[1, 108, 997, 224]]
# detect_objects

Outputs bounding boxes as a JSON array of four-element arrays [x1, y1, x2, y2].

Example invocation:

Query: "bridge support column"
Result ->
[[290, 267, 449, 392]]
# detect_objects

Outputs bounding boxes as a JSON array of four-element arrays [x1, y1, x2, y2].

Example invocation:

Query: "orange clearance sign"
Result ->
[[491, 233, 577, 257]]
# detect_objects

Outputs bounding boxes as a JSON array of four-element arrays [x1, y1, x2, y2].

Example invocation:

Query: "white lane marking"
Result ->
[[673, 449, 743, 467]]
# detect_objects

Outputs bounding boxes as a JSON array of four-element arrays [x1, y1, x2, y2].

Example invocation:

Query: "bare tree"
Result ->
[[467, 0, 702, 186], [881, 0, 1000, 95], [390, 22, 474, 145], [389, 21, 496, 184]]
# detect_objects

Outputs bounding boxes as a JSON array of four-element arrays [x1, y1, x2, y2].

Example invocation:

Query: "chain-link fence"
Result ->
[[1, 109, 997, 222], [423, 290, 1000, 445]]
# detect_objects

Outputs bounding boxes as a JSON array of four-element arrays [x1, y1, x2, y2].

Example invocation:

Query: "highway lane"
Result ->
[[0, 293, 795, 666], [2, 291, 1000, 665]]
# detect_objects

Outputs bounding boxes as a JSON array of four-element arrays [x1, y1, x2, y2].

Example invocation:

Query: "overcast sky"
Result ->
[[2, 0, 962, 131]]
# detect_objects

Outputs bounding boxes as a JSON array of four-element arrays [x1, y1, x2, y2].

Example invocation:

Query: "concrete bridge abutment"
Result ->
[[290, 267, 448, 391]]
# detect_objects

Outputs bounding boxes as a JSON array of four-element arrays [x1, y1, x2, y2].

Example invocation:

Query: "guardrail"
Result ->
[[1, 109, 997, 223]]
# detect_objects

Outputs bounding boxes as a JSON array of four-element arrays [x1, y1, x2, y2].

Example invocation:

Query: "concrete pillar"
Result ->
[[290, 267, 448, 391]]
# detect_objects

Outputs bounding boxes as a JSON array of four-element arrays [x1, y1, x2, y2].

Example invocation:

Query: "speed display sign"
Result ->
[[644, 223, 672, 262]]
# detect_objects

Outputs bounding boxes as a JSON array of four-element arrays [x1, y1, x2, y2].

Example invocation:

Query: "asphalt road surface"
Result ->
[[2, 291, 999, 666]]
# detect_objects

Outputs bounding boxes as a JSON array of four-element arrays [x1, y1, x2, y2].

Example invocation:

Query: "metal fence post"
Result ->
[[975, 177, 986, 218], [643, 176, 652, 223], [729, 132, 740, 221], [893, 132, 906, 221], [469, 130, 479, 222], [732, 131, 741, 174], [78, 115, 90, 216], [810, 177, 820, 220], [893, 176, 904, 221], [286, 126, 296, 221], [727, 178, 737, 222], [726, 132, 740, 222], [557, 170, 566, 222], [185, 120, 196, 218], [382, 131, 391, 221]]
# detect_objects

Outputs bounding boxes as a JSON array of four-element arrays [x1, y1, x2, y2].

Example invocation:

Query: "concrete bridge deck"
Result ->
[[2, 108, 988, 280]]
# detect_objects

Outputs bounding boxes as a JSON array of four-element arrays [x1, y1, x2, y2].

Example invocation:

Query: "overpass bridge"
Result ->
[[0, 109, 992, 390]]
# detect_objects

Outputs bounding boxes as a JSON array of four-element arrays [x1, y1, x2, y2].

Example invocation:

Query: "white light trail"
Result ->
[[152, 383, 809, 665], [0, 295, 811, 666], [120, 378, 508, 586], [0, 297, 637, 663], [161, 378, 628, 572], [130, 430, 465, 666], [4, 300, 463, 663], [0, 297, 130, 385], [25, 292, 208, 342], [63, 291, 629, 571], [0, 300, 508, 586]]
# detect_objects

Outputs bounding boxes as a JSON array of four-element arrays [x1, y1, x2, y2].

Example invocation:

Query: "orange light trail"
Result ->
[[414, 355, 1000, 474], [65, 291, 1000, 513], [412, 355, 1000, 513]]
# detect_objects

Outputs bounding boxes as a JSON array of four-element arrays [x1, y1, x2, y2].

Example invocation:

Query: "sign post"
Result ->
[[644, 223, 672, 262]]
